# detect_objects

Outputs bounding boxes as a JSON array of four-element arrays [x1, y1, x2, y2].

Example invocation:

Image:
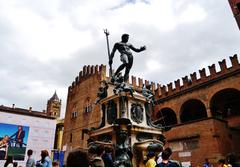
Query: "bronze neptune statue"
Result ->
[[109, 34, 146, 82]]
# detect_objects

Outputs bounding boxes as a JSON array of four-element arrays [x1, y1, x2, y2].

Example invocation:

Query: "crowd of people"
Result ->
[[64, 146, 239, 167], [3, 145, 114, 167], [2, 146, 239, 167], [145, 147, 182, 167], [203, 156, 239, 167], [3, 149, 60, 167], [65, 146, 180, 167], [66, 145, 115, 167]]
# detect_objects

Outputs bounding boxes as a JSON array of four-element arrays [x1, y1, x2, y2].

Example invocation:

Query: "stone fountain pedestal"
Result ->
[[89, 84, 165, 167]]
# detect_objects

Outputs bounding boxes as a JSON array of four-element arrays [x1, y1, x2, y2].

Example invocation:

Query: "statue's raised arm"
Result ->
[[129, 44, 146, 53], [110, 34, 146, 82]]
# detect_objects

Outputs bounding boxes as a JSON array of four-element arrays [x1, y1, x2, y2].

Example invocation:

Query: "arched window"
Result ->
[[180, 99, 207, 123], [155, 108, 177, 126], [210, 88, 240, 119]]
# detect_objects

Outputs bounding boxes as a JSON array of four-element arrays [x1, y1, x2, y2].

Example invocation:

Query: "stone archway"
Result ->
[[210, 88, 240, 119], [180, 99, 207, 123], [155, 108, 177, 126]]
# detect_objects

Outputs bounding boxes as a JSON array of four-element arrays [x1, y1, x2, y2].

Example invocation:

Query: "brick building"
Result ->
[[62, 65, 106, 152], [62, 55, 240, 166], [228, 0, 240, 29], [154, 54, 240, 166]]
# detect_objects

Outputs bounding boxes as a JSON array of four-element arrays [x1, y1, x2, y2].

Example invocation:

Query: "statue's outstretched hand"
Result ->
[[140, 46, 146, 51]]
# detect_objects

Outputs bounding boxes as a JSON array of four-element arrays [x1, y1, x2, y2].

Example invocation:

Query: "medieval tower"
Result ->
[[47, 91, 61, 118]]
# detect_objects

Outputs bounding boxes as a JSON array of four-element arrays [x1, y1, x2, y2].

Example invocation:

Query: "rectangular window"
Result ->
[[170, 141, 183, 152], [169, 138, 199, 151], [84, 105, 92, 113], [70, 133, 72, 143], [88, 105, 92, 112], [183, 139, 199, 150], [82, 131, 84, 140], [71, 111, 78, 118]]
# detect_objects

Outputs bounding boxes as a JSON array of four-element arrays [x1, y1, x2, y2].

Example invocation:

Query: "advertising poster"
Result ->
[[0, 123, 29, 160]]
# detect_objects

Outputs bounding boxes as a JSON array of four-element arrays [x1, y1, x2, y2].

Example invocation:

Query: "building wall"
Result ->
[[0, 111, 56, 167], [54, 119, 64, 150], [62, 65, 106, 154], [154, 55, 240, 166], [154, 72, 240, 123], [155, 55, 240, 119], [228, 0, 240, 29], [164, 118, 237, 167]]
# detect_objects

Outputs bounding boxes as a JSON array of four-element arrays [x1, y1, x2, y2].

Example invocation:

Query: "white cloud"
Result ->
[[0, 3, 93, 62], [179, 4, 207, 23], [146, 59, 162, 72], [0, 0, 239, 117]]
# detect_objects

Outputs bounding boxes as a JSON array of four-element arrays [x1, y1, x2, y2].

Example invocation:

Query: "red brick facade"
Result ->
[[154, 55, 240, 166], [63, 55, 240, 166], [228, 0, 240, 29], [63, 65, 106, 152]]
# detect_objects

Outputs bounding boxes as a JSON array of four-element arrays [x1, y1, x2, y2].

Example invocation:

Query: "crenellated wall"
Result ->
[[68, 63, 162, 94], [128, 75, 159, 92], [68, 64, 106, 94], [154, 54, 240, 122], [156, 55, 240, 99], [116, 54, 240, 98]]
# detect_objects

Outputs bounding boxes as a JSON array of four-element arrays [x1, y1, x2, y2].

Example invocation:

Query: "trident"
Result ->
[[103, 29, 113, 77]]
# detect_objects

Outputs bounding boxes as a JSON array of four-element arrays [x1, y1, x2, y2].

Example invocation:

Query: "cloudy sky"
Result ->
[[0, 0, 239, 117]]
